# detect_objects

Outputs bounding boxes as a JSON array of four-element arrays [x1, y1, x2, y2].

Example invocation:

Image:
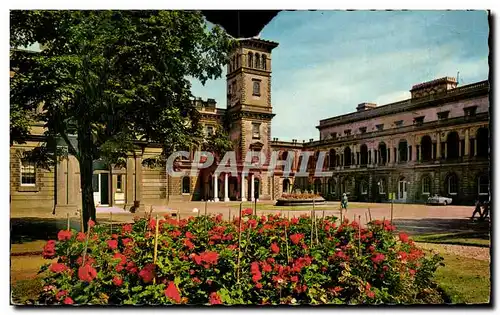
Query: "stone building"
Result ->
[[10, 37, 490, 215]]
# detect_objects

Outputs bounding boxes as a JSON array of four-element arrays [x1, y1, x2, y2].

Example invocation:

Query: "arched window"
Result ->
[[182, 176, 191, 194], [378, 142, 387, 165], [422, 176, 431, 194], [378, 178, 386, 194], [398, 140, 408, 162], [344, 147, 352, 167], [478, 175, 489, 195], [446, 131, 460, 160], [360, 181, 368, 195], [314, 179, 322, 194], [447, 174, 458, 195], [421, 135, 432, 161], [476, 128, 489, 157], [329, 149, 336, 167], [283, 178, 290, 193], [360, 144, 368, 165], [247, 52, 253, 67], [262, 54, 267, 70], [255, 53, 260, 69]]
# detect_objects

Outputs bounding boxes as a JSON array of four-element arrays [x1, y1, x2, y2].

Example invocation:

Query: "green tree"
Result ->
[[10, 10, 232, 229]]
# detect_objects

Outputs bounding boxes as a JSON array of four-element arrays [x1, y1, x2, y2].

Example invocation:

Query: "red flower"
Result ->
[[290, 275, 299, 282], [113, 276, 123, 286], [113, 253, 127, 266], [139, 263, 156, 283], [261, 263, 272, 273], [209, 292, 222, 305], [192, 254, 202, 265], [122, 224, 132, 234], [252, 273, 262, 283], [242, 208, 253, 216], [185, 231, 195, 239], [270, 242, 280, 254], [165, 282, 181, 303], [366, 291, 375, 299], [371, 253, 385, 264], [88, 220, 95, 228], [107, 240, 118, 250], [42, 240, 56, 259], [56, 290, 68, 300], [76, 232, 86, 242], [399, 232, 409, 243], [122, 238, 132, 246], [50, 263, 68, 274], [148, 219, 156, 230], [112, 234, 118, 239], [255, 283, 263, 289], [227, 244, 237, 250], [201, 251, 219, 265], [409, 269, 416, 275], [184, 239, 194, 250], [78, 264, 97, 282], [57, 230, 72, 241], [247, 219, 257, 228], [63, 297, 74, 305], [193, 277, 201, 284], [290, 233, 304, 245], [290, 217, 299, 225], [126, 261, 138, 274]]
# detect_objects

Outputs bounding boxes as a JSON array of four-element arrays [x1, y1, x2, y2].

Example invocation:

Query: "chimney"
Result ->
[[410, 77, 457, 99], [207, 98, 216, 107], [356, 102, 377, 112]]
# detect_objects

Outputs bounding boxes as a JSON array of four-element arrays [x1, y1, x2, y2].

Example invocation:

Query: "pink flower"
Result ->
[[122, 224, 132, 234], [371, 253, 385, 264], [76, 232, 86, 242], [42, 240, 56, 259], [50, 262, 68, 274], [399, 232, 410, 243], [290, 233, 304, 245], [242, 208, 253, 216], [63, 297, 74, 305], [88, 220, 95, 228], [255, 283, 263, 289]]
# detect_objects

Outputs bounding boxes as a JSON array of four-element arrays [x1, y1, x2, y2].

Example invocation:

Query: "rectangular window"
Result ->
[[252, 80, 261, 96], [359, 127, 367, 134], [414, 116, 425, 126], [20, 159, 36, 186], [117, 175, 123, 192], [376, 124, 384, 131], [206, 125, 214, 136], [464, 106, 477, 117], [437, 111, 450, 120], [379, 180, 385, 194], [252, 123, 261, 139], [331, 132, 337, 139], [478, 176, 489, 195], [344, 129, 351, 136], [461, 139, 465, 156], [408, 146, 412, 161], [361, 182, 368, 195], [422, 178, 430, 194], [394, 120, 404, 127]]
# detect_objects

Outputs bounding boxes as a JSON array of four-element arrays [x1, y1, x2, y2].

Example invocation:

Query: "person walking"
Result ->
[[341, 193, 348, 211], [471, 199, 482, 220], [480, 200, 490, 220]]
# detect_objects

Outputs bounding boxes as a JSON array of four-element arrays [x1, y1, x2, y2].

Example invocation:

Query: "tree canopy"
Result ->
[[10, 10, 233, 228]]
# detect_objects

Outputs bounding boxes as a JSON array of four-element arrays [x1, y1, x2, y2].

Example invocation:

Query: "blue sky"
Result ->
[[191, 10, 489, 141]]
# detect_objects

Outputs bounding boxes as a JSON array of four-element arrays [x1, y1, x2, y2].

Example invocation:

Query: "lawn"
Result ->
[[434, 253, 490, 304], [412, 232, 490, 247]]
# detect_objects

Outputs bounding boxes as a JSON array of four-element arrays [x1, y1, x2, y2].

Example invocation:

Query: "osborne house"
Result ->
[[10, 37, 490, 214]]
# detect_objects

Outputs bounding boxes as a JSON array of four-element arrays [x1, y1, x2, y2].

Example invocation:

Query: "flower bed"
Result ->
[[37, 211, 444, 305]]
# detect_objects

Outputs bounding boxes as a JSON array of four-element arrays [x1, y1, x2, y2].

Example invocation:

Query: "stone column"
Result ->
[[458, 140, 462, 157], [125, 154, 135, 209], [387, 147, 390, 163], [224, 173, 230, 202], [444, 141, 448, 159], [474, 138, 478, 156], [436, 133, 441, 159], [431, 143, 434, 160], [213, 174, 219, 202], [241, 173, 247, 201], [407, 145, 411, 162], [134, 150, 144, 211], [250, 173, 255, 202], [465, 129, 470, 156]]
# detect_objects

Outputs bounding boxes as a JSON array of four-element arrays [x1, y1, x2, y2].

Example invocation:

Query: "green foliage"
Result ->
[[36, 214, 445, 305]]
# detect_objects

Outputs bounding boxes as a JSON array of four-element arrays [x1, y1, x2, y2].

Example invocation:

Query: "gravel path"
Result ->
[[416, 242, 490, 261]]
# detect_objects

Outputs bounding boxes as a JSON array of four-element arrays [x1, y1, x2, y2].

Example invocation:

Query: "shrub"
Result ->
[[36, 213, 444, 305], [281, 193, 321, 200]]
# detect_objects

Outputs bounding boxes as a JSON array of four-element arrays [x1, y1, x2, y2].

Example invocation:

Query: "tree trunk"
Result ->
[[78, 129, 96, 231]]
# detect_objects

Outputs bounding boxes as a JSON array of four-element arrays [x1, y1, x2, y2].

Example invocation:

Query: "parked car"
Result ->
[[427, 195, 452, 205]]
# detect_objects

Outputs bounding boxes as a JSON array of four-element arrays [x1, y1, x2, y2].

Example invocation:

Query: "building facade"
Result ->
[[10, 37, 490, 215]]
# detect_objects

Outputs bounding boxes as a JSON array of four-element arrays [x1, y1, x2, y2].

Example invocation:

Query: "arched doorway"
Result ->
[[360, 144, 368, 165], [344, 147, 352, 167], [378, 142, 387, 165], [398, 177, 408, 200], [446, 131, 460, 160], [476, 128, 489, 157], [421, 135, 432, 161], [446, 173, 458, 196], [283, 178, 291, 193]]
